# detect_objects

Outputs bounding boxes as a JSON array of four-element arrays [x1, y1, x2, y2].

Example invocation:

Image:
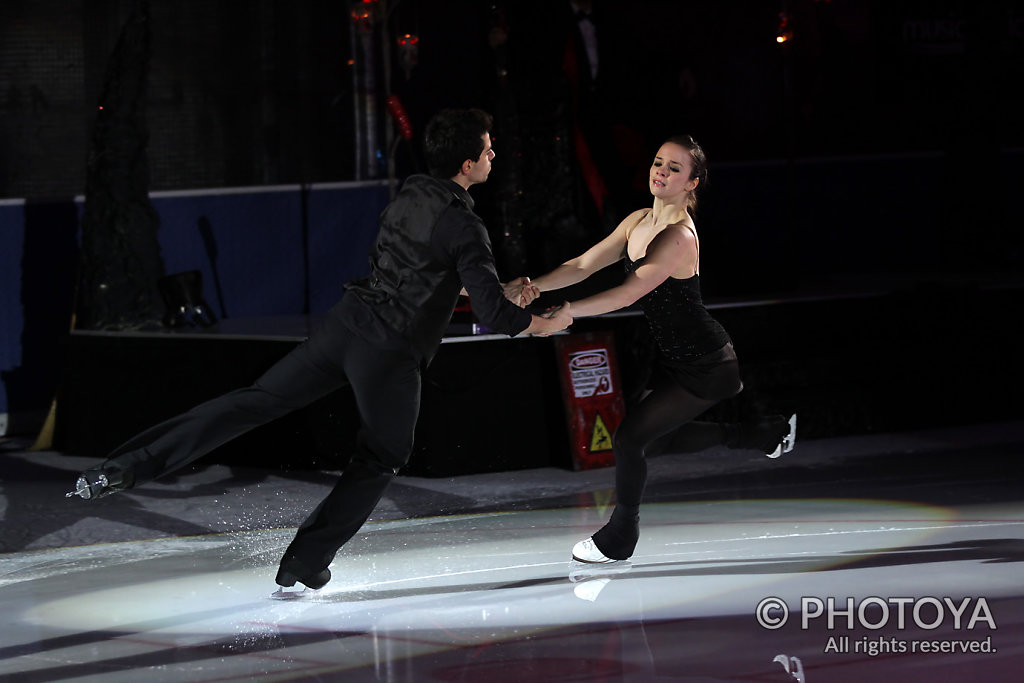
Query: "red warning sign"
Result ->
[[554, 331, 626, 470]]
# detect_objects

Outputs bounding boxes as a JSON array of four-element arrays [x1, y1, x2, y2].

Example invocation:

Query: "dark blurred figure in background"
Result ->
[[482, 0, 644, 283]]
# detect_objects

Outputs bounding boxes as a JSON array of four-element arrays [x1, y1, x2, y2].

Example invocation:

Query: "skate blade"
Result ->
[[571, 553, 617, 564], [269, 587, 315, 600], [65, 478, 92, 499]]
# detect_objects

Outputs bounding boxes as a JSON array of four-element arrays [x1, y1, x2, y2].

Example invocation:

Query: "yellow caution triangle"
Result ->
[[589, 413, 613, 452]]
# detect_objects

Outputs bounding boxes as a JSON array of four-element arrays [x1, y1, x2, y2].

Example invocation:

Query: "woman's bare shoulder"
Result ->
[[664, 219, 697, 243], [619, 208, 651, 239]]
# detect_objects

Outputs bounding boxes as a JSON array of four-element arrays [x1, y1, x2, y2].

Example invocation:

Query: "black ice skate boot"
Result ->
[[65, 464, 130, 500], [275, 556, 332, 591]]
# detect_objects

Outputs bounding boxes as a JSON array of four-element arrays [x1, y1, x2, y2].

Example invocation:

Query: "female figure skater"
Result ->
[[524, 135, 796, 563]]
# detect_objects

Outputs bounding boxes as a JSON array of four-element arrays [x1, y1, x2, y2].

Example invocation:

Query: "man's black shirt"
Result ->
[[340, 175, 531, 363]]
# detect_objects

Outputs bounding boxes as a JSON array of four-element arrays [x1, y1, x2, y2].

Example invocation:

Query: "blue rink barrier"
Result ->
[[0, 180, 390, 427]]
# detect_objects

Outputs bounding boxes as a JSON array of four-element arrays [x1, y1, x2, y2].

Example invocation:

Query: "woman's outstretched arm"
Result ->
[[566, 223, 696, 318], [521, 209, 647, 298]]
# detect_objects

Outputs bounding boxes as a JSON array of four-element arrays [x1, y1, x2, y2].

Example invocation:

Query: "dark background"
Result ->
[[2, 0, 1022, 287], [1, 0, 1023, 448], [3, 1, 1021, 192]]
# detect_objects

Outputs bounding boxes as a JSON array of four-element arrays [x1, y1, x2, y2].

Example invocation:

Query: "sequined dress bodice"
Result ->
[[625, 256, 731, 361]]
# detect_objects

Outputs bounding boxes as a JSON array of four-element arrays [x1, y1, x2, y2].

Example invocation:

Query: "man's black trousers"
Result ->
[[100, 305, 422, 573]]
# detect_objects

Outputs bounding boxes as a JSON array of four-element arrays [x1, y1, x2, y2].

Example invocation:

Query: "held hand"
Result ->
[[503, 276, 540, 308], [501, 278, 522, 306], [522, 284, 540, 306], [536, 301, 572, 336]]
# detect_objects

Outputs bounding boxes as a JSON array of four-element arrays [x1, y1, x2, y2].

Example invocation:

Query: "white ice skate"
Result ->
[[766, 414, 797, 459], [572, 537, 617, 564]]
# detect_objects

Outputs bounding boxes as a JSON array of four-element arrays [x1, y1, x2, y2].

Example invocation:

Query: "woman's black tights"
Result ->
[[591, 374, 724, 559], [590, 366, 791, 560]]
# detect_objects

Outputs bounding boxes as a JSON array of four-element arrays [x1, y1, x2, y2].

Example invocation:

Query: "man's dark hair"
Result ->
[[423, 108, 493, 179]]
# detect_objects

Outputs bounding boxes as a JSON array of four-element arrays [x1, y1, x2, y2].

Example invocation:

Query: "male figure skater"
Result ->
[[68, 108, 572, 593]]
